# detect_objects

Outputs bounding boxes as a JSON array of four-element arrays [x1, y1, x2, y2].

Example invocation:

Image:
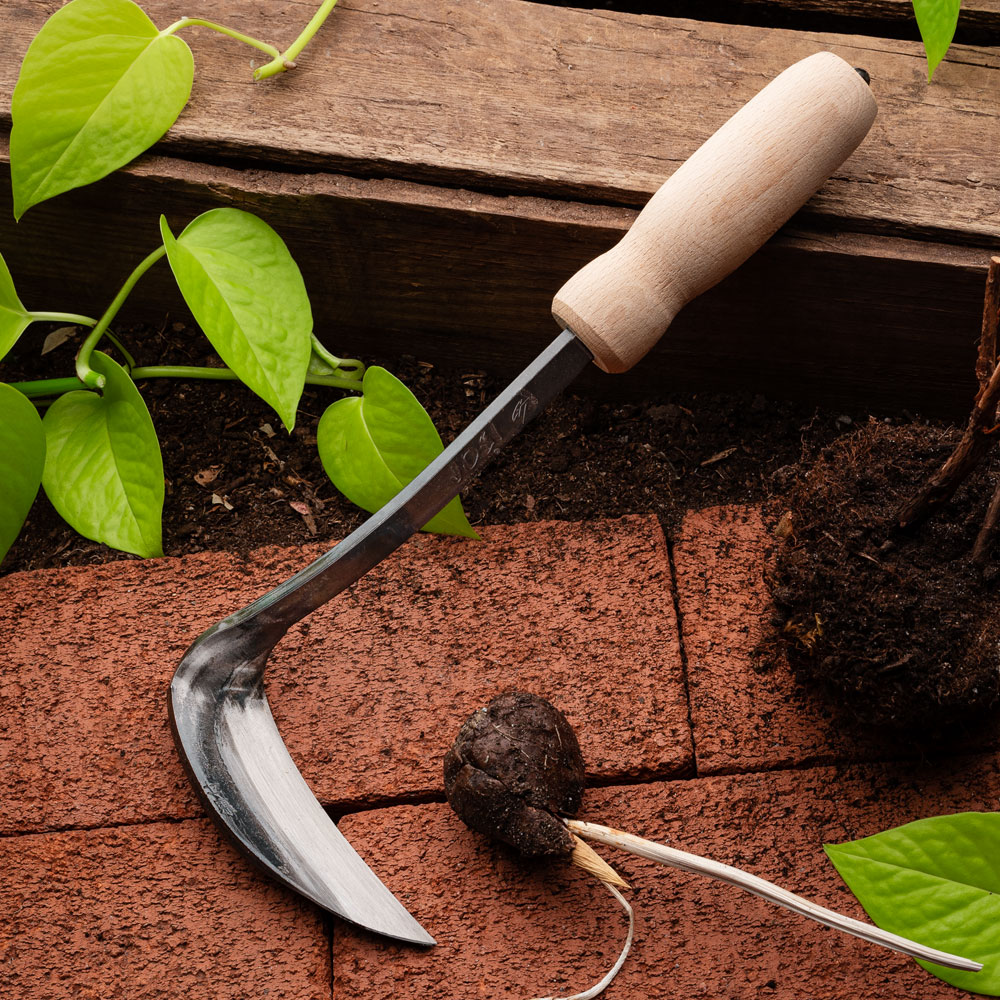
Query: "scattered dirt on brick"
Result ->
[[768, 419, 1000, 731]]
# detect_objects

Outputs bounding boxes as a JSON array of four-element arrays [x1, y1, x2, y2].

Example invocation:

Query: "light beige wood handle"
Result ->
[[552, 52, 877, 373]]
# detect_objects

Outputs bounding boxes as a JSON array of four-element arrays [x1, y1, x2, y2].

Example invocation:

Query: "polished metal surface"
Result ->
[[169, 330, 593, 944]]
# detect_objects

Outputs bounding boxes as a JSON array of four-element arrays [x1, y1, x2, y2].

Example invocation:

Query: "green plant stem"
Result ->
[[254, 0, 339, 80], [310, 333, 363, 377], [11, 366, 363, 399], [25, 311, 135, 367], [162, 17, 281, 59], [104, 331, 138, 370], [27, 311, 97, 327], [9, 377, 84, 399], [76, 246, 166, 390], [131, 366, 363, 391]]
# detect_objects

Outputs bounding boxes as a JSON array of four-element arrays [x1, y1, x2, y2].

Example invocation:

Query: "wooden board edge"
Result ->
[[0, 145, 992, 416]]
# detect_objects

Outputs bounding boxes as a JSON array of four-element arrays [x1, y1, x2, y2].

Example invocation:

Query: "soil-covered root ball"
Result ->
[[444, 690, 585, 857], [769, 419, 1000, 730], [441, 687, 981, 991]]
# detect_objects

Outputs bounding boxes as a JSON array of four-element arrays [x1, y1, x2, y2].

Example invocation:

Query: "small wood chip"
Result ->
[[700, 446, 737, 467], [194, 466, 221, 486], [289, 500, 317, 535], [774, 511, 794, 539], [40, 326, 77, 355], [571, 835, 629, 890]]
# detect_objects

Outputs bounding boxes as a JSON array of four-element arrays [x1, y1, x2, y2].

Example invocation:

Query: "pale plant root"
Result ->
[[528, 835, 634, 1000]]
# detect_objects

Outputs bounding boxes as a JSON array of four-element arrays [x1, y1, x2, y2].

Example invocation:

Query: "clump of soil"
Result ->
[[444, 690, 585, 857], [769, 419, 1000, 730]]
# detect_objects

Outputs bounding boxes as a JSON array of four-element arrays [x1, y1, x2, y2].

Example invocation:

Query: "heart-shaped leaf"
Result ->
[[317, 366, 478, 538], [0, 384, 46, 565], [913, 0, 961, 80], [42, 351, 163, 557], [11, 0, 193, 218], [160, 209, 312, 431], [0, 251, 32, 361], [826, 812, 1000, 993]]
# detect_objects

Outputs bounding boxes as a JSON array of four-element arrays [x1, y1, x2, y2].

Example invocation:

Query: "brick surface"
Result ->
[[0, 818, 330, 999], [673, 504, 901, 774], [334, 755, 1000, 998], [0, 516, 690, 833]]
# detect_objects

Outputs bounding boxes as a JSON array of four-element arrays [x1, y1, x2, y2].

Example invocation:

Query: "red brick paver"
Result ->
[[7, 505, 993, 999], [0, 818, 330, 999], [0, 516, 690, 834], [335, 755, 1000, 998], [673, 504, 898, 774]]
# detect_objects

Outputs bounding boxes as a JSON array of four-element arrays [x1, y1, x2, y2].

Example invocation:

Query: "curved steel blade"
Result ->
[[169, 330, 593, 943]]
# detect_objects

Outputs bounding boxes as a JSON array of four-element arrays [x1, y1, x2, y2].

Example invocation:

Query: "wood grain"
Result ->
[[1, 0, 997, 245], [0, 145, 989, 415]]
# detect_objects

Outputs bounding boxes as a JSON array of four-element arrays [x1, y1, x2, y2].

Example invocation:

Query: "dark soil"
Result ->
[[769, 420, 1000, 731], [444, 690, 584, 857], [2, 320, 858, 574], [10, 320, 1000, 733]]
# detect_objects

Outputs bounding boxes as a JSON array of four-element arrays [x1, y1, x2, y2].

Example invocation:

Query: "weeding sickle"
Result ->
[[169, 52, 876, 944]]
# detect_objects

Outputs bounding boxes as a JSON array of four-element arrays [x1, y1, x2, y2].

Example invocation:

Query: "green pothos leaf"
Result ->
[[826, 812, 1000, 993], [0, 383, 45, 564], [317, 366, 478, 538], [912, 0, 962, 80], [11, 0, 193, 218], [0, 251, 33, 361], [160, 209, 312, 431], [42, 351, 163, 557]]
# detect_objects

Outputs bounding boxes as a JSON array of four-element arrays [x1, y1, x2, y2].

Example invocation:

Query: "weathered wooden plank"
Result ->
[[0, 146, 989, 415], [2, 1, 997, 245]]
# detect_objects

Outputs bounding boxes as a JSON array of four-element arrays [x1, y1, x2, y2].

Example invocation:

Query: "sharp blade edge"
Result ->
[[169, 329, 594, 944]]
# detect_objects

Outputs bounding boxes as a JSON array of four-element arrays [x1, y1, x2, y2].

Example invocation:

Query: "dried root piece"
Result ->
[[567, 820, 981, 973], [897, 257, 1000, 535], [445, 692, 981, 995], [531, 837, 634, 1000]]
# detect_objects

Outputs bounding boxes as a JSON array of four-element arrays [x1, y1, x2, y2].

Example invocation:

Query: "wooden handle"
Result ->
[[552, 52, 877, 373]]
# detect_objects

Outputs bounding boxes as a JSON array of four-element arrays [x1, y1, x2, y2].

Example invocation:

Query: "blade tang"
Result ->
[[227, 330, 592, 635]]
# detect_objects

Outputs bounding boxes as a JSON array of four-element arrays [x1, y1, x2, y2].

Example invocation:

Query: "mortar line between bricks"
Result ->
[[0, 811, 199, 841], [325, 747, 1000, 823], [6, 745, 992, 839], [665, 531, 699, 779], [325, 789, 446, 820], [326, 912, 335, 1000], [0, 792, 450, 840], [591, 743, 1000, 793], [687, 745, 998, 780], [323, 765, 704, 819]]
